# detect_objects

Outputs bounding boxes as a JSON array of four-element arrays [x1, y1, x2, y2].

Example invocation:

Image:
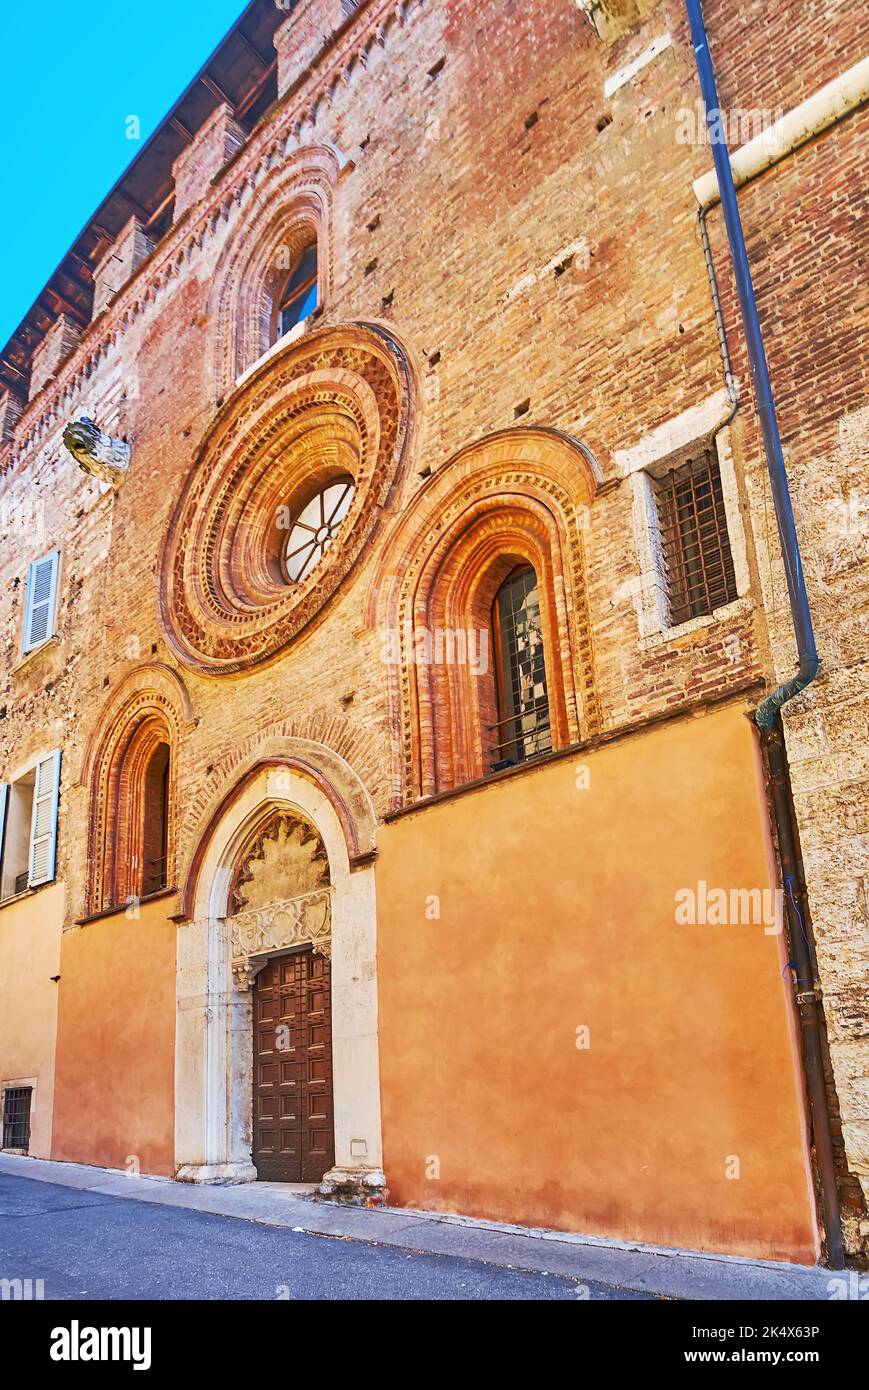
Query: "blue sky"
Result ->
[[1, 1, 248, 348]]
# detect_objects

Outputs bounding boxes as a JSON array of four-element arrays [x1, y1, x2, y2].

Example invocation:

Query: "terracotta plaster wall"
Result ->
[[0, 882, 63, 1159], [376, 704, 818, 1262], [51, 898, 176, 1176]]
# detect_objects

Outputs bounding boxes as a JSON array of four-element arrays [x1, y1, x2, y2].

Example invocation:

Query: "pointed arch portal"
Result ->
[[175, 757, 384, 1199]]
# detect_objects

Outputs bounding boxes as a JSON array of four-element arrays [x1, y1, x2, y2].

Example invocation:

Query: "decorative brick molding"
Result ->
[[0, 390, 24, 442], [208, 144, 342, 394], [177, 739, 378, 922], [369, 427, 602, 804], [79, 664, 195, 918], [275, 0, 354, 98], [159, 320, 418, 675]]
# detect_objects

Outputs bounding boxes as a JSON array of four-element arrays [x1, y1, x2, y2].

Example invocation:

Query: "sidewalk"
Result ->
[[0, 1152, 838, 1300]]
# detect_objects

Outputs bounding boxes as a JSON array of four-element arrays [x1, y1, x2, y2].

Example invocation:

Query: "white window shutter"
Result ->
[[23, 551, 59, 653], [28, 750, 61, 888]]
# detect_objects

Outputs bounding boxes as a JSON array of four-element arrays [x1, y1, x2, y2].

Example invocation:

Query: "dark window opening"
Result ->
[[277, 242, 318, 340], [655, 451, 738, 626], [0, 768, 35, 901], [2, 1087, 32, 1151], [489, 566, 552, 770], [141, 742, 170, 897]]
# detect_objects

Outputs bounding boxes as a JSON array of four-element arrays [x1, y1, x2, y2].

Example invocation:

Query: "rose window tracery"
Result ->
[[284, 476, 356, 583], [159, 323, 414, 674]]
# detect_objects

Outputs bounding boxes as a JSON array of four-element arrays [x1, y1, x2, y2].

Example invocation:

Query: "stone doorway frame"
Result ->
[[175, 755, 384, 1200]]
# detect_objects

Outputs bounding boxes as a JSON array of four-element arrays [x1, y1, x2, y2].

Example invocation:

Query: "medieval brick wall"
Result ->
[[688, 0, 869, 1254], [0, 0, 865, 1249]]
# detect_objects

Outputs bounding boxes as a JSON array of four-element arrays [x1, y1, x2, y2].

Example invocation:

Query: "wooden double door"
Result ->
[[252, 950, 335, 1183]]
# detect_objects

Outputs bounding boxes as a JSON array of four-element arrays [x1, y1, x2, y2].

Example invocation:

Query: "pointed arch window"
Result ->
[[490, 566, 552, 769], [274, 240, 319, 343], [86, 711, 176, 917], [141, 741, 170, 897]]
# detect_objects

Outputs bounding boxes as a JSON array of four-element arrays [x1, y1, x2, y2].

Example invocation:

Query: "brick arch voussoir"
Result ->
[[177, 735, 378, 922], [368, 427, 602, 804], [80, 665, 195, 917], [209, 145, 342, 396]]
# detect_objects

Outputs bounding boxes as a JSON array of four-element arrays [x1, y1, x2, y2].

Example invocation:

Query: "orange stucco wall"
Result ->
[[52, 897, 176, 1176], [375, 704, 818, 1262], [0, 882, 63, 1158]]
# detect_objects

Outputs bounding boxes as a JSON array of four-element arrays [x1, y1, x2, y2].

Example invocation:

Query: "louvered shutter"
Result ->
[[23, 551, 59, 653], [28, 750, 61, 888]]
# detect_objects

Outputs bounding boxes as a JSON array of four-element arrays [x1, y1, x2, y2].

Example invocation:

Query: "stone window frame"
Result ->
[[0, 1076, 38, 1154], [617, 392, 752, 649]]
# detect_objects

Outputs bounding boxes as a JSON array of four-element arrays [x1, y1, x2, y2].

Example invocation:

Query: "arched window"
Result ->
[[273, 239, 318, 344], [370, 428, 603, 804], [81, 668, 191, 920], [490, 566, 552, 770], [141, 742, 170, 897], [84, 705, 179, 917]]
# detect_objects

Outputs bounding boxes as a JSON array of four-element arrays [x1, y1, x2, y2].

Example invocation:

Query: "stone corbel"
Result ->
[[231, 957, 269, 992], [62, 417, 131, 489]]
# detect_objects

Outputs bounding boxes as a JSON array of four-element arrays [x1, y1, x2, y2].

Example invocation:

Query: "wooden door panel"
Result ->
[[252, 949, 335, 1183]]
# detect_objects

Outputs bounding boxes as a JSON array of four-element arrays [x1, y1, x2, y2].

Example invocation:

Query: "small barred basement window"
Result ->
[[2, 1086, 32, 1151], [654, 451, 737, 626], [490, 566, 552, 769]]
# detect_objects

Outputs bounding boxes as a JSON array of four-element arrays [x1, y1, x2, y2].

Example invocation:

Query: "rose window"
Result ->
[[284, 477, 355, 583], [158, 324, 413, 674]]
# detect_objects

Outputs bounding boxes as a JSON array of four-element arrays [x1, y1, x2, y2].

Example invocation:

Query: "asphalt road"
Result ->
[[0, 1173, 655, 1300]]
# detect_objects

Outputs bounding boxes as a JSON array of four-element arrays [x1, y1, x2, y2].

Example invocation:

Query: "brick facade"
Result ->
[[0, 0, 865, 1256]]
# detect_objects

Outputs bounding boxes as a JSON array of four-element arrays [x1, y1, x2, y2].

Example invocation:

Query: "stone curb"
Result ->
[[0, 1153, 839, 1301]]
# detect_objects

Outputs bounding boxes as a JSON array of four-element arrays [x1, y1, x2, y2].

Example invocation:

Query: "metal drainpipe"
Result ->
[[765, 727, 845, 1268], [686, 0, 843, 1267], [685, 0, 820, 730]]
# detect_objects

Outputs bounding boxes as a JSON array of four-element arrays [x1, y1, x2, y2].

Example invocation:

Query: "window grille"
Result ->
[[2, 1087, 32, 1151], [655, 451, 737, 626], [490, 567, 552, 769]]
